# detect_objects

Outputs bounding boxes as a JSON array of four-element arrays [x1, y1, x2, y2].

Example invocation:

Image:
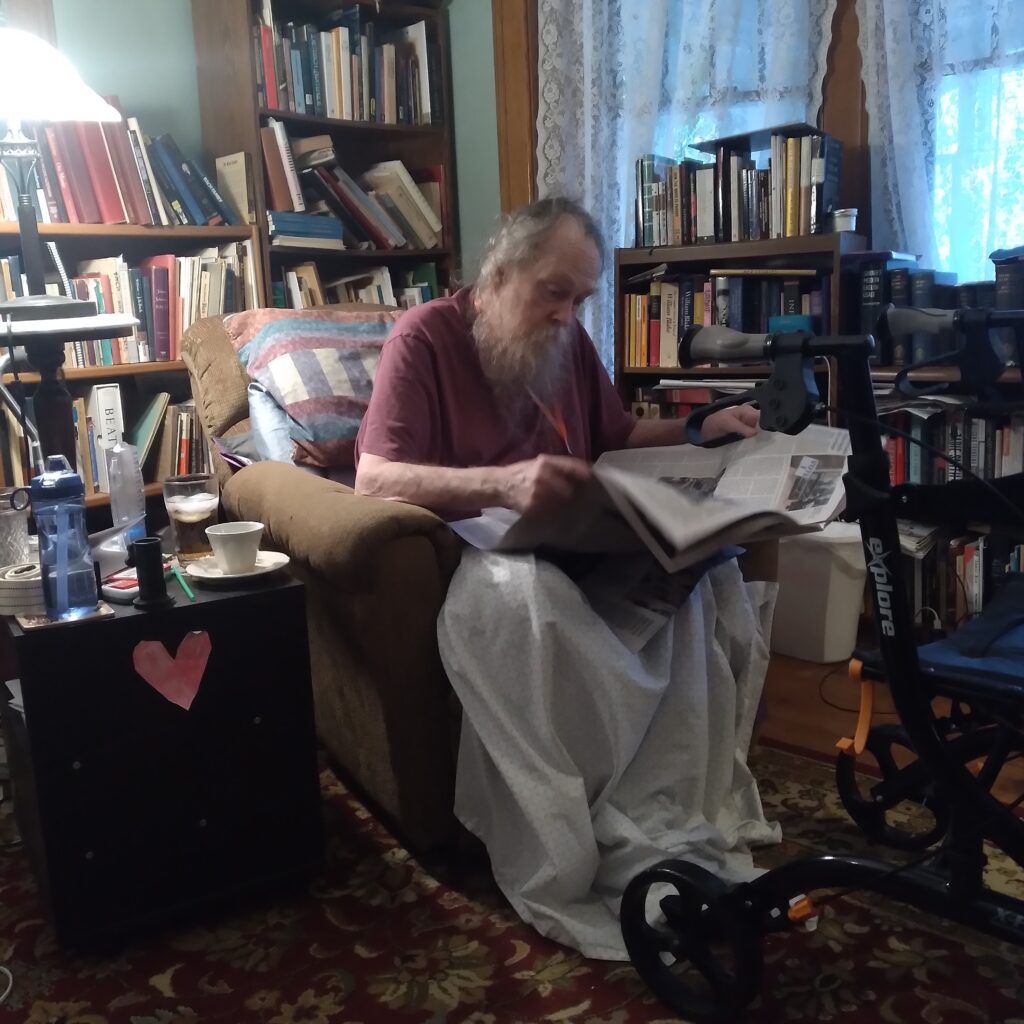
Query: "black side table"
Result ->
[[0, 574, 323, 947]]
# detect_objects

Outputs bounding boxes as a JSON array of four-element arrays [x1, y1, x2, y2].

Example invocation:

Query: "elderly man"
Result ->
[[355, 197, 779, 959]]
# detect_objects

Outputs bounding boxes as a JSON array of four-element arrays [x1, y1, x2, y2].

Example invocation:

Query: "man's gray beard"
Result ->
[[471, 308, 572, 413]]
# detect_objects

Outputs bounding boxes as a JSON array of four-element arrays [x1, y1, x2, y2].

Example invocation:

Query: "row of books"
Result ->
[[154, 400, 214, 483], [623, 267, 830, 369], [259, 125, 445, 250], [847, 247, 1024, 366], [879, 404, 1024, 487], [847, 250, 958, 365], [273, 260, 442, 310], [634, 128, 841, 248], [630, 385, 715, 421], [7, 108, 238, 228], [0, 382, 169, 492], [897, 523, 1020, 631], [42, 244, 257, 369], [254, 0, 441, 126]]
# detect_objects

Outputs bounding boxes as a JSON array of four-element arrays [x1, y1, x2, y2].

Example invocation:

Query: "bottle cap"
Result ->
[[29, 454, 84, 503]]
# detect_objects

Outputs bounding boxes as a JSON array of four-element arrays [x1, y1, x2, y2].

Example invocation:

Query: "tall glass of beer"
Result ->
[[162, 473, 219, 563]]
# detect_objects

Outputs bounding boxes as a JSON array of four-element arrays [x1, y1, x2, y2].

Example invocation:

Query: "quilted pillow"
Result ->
[[224, 307, 402, 468]]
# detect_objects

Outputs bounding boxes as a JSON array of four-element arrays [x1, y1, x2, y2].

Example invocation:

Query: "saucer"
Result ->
[[185, 550, 290, 585]]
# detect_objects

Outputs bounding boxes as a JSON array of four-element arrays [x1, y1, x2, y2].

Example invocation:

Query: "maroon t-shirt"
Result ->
[[355, 288, 636, 469]]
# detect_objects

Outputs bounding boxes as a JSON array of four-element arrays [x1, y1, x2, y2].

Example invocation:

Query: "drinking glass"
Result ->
[[162, 473, 219, 563]]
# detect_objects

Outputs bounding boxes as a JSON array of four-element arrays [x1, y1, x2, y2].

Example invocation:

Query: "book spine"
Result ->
[[259, 24, 279, 109], [910, 271, 937, 363], [56, 124, 101, 223], [994, 261, 1024, 364], [146, 140, 194, 225], [648, 282, 661, 367], [42, 126, 79, 223], [714, 146, 729, 243], [307, 28, 325, 117], [187, 159, 236, 226], [784, 136, 800, 237], [149, 266, 170, 361], [75, 122, 125, 224], [32, 129, 66, 223], [123, 121, 160, 225], [128, 268, 151, 362], [156, 135, 220, 225], [269, 120, 306, 212]]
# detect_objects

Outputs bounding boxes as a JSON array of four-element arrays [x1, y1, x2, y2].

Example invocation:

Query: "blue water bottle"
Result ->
[[31, 454, 98, 621]]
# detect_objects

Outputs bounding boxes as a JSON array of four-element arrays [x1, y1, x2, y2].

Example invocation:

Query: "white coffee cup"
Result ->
[[206, 521, 263, 575]]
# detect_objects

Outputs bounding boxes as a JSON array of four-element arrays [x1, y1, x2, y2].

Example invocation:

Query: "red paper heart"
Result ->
[[132, 631, 211, 711]]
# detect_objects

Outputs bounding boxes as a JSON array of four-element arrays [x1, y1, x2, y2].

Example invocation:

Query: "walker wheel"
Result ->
[[621, 859, 762, 1024], [835, 724, 948, 850]]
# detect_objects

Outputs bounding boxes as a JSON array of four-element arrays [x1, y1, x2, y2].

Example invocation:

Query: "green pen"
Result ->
[[170, 564, 196, 602]]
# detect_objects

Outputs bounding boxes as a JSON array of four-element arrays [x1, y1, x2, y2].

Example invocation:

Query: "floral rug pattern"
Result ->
[[0, 746, 1022, 1023]]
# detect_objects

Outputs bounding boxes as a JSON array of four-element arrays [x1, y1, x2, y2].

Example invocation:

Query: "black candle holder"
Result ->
[[131, 537, 174, 610]]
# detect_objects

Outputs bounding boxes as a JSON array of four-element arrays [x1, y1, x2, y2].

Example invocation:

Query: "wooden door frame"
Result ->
[[491, 0, 538, 213], [820, 0, 870, 231]]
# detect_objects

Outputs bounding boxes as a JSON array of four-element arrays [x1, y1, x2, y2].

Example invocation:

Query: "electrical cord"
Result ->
[[0, 964, 11, 1006]]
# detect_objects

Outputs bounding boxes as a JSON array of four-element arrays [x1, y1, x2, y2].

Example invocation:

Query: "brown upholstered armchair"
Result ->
[[181, 312, 463, 852]]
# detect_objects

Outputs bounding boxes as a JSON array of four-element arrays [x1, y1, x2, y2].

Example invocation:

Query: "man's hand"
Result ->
[[502, 454, 592, 516], [701, 404, 760, 442]]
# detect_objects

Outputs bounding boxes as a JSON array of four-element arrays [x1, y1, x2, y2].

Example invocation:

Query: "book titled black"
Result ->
[[994, 259, 1024, 365], [156, 134, 221, 226]]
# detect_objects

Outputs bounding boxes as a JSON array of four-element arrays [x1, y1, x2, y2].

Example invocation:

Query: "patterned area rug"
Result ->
[[1, 746, 1022, 1024]]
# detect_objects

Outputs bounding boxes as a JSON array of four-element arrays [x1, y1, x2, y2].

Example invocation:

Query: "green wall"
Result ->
[[51, 0, 501, 276], [52, 0, 203, 161], [446, 0, 502, 280]]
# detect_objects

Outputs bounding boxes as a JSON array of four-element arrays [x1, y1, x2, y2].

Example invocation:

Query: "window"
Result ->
[[932, 5, 1024, 280]]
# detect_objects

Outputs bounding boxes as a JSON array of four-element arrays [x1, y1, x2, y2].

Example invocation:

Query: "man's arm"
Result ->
[[355, 451, 592, 517], [626, 405, 760, 448]]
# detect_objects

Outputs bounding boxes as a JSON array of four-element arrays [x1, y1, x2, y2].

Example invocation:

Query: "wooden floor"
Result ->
[[758, 653, 1024, 805]]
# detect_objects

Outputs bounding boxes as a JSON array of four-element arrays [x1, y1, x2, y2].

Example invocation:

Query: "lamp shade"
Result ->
[[0, 29, 120, 123]]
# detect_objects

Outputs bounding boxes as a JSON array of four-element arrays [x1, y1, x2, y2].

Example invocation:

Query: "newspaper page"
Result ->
[[450, 425, 851, 564], [593, 424, 851, 571]]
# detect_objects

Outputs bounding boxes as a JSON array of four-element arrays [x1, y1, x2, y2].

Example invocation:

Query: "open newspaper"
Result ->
[[450, 424, 852, 575]]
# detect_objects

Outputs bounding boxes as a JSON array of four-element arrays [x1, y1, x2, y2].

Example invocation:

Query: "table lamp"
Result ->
[[0, 28, 136, 466]]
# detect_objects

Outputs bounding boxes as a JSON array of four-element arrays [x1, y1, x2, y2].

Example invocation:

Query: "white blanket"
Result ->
[[438, 550, 781, 960]]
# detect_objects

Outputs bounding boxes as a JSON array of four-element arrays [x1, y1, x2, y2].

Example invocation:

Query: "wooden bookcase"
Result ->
[[613, 233, 867, 408], [0, 223, 255, 511], [190, 0, 458, 303]]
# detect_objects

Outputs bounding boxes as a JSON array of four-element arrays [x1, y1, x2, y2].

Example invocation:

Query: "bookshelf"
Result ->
[[85, 481, 163, 511], [0, 222, 257, 507], [2, 361, 187, 386], [191, 0, 458, 306], [613, 232, 867, 410]]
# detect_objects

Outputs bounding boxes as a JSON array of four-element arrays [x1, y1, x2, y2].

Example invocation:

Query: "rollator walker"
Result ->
[[619, 304, 1024, 1023]]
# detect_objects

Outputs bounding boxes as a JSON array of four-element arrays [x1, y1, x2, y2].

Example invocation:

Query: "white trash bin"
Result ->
[[771, 522, 867, 663]]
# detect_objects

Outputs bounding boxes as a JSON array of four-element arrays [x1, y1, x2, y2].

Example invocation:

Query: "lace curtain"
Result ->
[[536, 0, 838, 365], [859, 0, 1024, 280]]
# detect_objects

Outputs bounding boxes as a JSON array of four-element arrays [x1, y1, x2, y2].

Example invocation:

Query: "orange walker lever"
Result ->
[[836, 658, 874, 759], [787, 896, 819, 924]]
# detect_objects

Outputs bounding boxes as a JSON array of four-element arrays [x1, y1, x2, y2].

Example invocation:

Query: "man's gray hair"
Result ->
[[476, 197, 605, 291]]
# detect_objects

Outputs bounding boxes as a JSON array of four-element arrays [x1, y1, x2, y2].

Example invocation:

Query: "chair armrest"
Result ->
[[222, 461, 461, 587], [181, 315, 251, 438]]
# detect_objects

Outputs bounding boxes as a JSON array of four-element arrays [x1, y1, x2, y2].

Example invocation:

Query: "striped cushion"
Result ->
[[224, 307, 402, 468]]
